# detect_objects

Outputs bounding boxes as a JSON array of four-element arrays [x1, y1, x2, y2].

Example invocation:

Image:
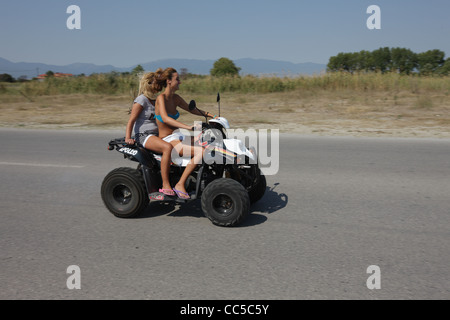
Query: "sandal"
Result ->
[[173, 188, 190, 200], [159, 188, 175, 196]]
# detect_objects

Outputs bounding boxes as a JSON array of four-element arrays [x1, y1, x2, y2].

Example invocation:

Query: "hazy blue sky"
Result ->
[[1, 0, 449, 67]]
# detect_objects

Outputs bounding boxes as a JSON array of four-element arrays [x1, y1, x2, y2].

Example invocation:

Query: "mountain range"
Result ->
[[0, 57, 326, 79]]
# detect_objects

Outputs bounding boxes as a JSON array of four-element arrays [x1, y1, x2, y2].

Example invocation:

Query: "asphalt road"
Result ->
[[0, 128, 449, 300]]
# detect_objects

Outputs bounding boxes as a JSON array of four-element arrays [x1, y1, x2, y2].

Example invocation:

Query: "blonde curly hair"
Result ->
[[138, 71, 159, 99]]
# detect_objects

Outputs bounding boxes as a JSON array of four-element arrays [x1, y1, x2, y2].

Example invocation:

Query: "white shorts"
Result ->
[[162, 132, 185, 144], [143, 134, 156, 147]]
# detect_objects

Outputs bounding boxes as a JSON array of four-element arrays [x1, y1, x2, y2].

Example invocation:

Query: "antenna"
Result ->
[[217, 92, 221, 117]]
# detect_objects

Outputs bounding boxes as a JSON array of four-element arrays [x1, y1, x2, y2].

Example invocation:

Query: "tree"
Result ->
[[437, 58, 450, 76], [327, 55, 339, 72], [210, 58, 241, 77], [327, 52, 360, 73], [179, 68, 189, 79], [356, 50, 373, 72], [371, 47, 392, 73], [391, 47, 417, 75], [0, 73, 15, 83], [132, 64, 145, 75], [327, 47, 448, 76], [18, 75, 28, 82], [417, 49, 445, 75], [46, 70, 55, 77]]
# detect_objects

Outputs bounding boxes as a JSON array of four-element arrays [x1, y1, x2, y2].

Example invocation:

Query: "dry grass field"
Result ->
[[1, 73, 449, 138]]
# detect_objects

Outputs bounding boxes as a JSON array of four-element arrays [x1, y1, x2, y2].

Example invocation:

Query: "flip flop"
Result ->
[[173, 188, 190, 200], [159, 188, 175, 196]]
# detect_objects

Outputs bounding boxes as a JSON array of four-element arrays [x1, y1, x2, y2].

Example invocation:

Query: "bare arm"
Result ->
[[125, 103, 143, 144], [175, 94, 215, 118]]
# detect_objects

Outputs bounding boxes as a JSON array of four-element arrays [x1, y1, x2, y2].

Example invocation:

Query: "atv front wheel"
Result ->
[[201, 178, 250, 227], [101, 167, 149, 218]]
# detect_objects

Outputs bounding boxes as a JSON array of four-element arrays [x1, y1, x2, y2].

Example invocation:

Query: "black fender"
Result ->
[[108, 137, 158, 167], [107, 138, 161, 194]]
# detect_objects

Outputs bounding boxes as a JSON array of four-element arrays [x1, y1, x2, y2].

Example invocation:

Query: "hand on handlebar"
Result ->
[[125, 138, 135, 145], [192, 123, 203, 131]]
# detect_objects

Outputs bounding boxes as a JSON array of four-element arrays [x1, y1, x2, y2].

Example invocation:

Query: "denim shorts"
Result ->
[[135, 130, 157, 146]]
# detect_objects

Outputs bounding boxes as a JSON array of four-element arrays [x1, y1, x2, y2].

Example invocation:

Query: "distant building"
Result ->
[[37, 72, 73, 80]]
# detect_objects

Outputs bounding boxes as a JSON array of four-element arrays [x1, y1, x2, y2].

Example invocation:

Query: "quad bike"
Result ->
[[101, 98, 266, 227]]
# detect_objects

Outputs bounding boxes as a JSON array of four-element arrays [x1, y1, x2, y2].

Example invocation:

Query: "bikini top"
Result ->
[[155, 111, 180, 123]]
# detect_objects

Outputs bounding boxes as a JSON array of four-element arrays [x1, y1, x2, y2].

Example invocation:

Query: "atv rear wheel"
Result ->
[[101, 167, 149, 218], [201, 178, 250, 227]]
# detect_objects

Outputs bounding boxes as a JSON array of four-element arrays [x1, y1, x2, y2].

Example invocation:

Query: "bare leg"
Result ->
[[171, 141, 204, 195], [145, 136, 173, 191]]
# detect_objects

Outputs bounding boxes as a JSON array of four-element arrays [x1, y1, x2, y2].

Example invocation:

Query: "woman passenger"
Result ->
[[125, 71, 175, 196]]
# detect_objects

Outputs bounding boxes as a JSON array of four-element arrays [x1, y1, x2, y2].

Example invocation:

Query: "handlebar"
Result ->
[[107, 138, 133, 150]]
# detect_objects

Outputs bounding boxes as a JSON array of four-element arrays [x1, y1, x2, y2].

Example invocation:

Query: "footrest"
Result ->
[[149, 192, 191, 203], [149, 192, 175, 201]]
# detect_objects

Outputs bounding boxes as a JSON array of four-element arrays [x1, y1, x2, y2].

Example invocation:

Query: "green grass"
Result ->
[[1, 72, 449, 98]]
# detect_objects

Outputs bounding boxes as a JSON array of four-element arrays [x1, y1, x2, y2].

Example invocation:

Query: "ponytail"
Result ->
[[152, 67, 178, 93]]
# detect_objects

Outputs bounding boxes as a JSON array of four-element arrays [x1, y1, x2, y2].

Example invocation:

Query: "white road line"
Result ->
[[0, 162, 85, 168]]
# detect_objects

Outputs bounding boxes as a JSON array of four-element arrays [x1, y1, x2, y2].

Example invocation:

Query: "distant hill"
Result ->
[[0, 57, 326, 79], [142, 58, 326, 76], [0, 57, 124, 79]]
